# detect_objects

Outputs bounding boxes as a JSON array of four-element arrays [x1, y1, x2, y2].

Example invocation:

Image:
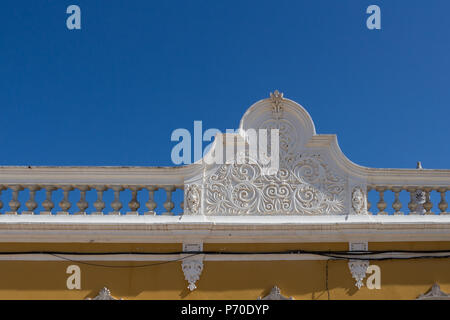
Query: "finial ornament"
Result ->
[[417, 283, 450, 300], [257, 286, 293, 300], [269, 90, 284, 118], [85, 287, 122, 300]]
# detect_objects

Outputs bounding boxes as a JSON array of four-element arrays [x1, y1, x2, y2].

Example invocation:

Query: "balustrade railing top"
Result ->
[[0, 92, 449, 217]]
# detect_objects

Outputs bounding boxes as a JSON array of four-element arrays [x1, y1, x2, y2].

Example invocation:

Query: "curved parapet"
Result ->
[[182, 90, 450, 216], [184, 91, 361, 216]]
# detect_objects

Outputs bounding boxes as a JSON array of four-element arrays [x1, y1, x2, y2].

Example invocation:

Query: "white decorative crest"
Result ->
[[417, 283, 450, 300], [86, 287, 121, 300], [348, 260, 369, 289], [182, 258, 203, 291], [183, 91, 377, 216], [257, 286, 293, 300]]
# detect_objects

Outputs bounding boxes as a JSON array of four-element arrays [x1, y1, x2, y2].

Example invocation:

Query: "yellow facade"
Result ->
[[0, 242, 448, 300]]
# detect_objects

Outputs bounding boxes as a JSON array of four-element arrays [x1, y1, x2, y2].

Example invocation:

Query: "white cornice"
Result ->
[[1, 215, 450, 243]]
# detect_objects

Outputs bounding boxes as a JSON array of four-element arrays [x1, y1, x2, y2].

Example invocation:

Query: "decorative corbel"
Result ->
[[182, 242, 204, 291], [348, 242, 369, 289]]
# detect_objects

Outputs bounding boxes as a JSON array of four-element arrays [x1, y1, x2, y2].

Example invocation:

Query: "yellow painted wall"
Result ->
[[0, 242, 448, 300]]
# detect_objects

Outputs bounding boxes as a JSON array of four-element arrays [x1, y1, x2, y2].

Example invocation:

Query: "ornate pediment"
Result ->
[[184, 91, 366, 217]]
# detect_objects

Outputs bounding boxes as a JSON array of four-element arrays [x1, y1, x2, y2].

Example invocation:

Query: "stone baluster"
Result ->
[[145, 186, 158, 215], [110, 186, 124, 215], [7, 185, 23, 214], [423, 187, 433, 214], [407, 187, 418, 214], [24, 185, 40, 215], [41, 186, 56, 215], [366, 186, 372, 214], [438, 188, 448, 214], [75, 186, 90, 215], [58, 186, 73, 215], [93, 185, 107, 215], [392, 187, 403, 215], [179, 185, 185, 213], [127, 186, 141, 215], [0, 186, 4, 213], [163, 186, 176, 215], [375, 187, 387, 215]]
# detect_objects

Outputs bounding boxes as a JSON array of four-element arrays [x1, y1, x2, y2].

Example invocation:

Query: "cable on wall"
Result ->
[[0, 249, 449, 268]]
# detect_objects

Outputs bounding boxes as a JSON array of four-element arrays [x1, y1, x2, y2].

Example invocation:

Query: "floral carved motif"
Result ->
[[185, 184, 201, 214], [348, 260, 369, 289], [352, 187, 366, 214], [182, 258, 203, 291]]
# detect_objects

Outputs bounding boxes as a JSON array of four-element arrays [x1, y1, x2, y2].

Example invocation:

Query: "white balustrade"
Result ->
[[368, 186, 449, 215], [0, 182, 183, 216]]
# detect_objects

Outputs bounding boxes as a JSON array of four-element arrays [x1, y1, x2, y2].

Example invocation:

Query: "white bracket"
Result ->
[[182, 242, 204, 291], [348, 242, 369, 289], [349, 241, 368, 252]]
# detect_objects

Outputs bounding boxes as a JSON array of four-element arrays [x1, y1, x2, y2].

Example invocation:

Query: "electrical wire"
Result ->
[[48, 253, 200, 268], [0, 249, 450, 268], [1, 249, 450, 256]]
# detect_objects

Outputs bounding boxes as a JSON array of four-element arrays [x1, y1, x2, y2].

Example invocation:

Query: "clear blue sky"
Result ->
[[1, 0, 449, 170]]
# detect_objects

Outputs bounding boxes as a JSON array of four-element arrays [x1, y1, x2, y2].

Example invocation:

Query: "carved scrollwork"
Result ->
[[200, 92, 347, 216], [204, 154, 346, 215], [260, 118, 297, 155]]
